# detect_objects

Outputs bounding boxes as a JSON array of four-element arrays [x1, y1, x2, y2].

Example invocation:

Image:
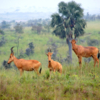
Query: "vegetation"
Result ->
[[84, 12, 100, 21], [0, 29, 4, 35], [0, 21, 10, 29], [51, 1, 86, 62], [14, 24, 23, 33], [25, 42, 35, 56], [0, 64, 100, 100], [0, 19, 100, 99]]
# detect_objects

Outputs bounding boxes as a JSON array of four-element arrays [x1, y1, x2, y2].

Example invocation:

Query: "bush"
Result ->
[[0, 29, 4, 35], [0, 36, 6, 47], [25, 48, 31, 56], [14, 24, 23, 33], [2, 60, 11, 69], [87, 39, 99, 46], [25, 42, 34, 56], [1, 21, 10, 29], [17, 49, 25, 59], [32, 24, 42, 34]]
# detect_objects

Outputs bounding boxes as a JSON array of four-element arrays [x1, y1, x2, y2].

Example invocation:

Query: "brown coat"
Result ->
[[8, 53, 42, 76], [71, 39, 99, 67], [46, 52, 62, 73]]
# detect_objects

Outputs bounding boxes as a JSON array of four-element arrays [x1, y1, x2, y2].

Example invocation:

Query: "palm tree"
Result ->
[[51, 1, 86, 62]]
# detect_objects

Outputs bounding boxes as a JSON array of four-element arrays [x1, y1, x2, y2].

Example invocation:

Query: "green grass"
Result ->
[[0, 20, 100, 100], [0, 64, 100, 100]]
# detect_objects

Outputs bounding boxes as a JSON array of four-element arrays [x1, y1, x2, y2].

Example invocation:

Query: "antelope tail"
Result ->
[[98, 51, 100, 59], [39, 65, 42, 74]]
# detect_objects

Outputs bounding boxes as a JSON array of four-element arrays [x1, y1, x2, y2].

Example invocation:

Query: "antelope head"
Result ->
[[8, 47, 14, 64], [70, 34, 77, 45], [71, 39, 76, 44], [46, 49, 53, 62]]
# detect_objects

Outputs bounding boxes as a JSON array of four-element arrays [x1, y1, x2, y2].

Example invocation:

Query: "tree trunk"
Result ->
[[17, 37, 19, 56], [66, 37, 72, 63]]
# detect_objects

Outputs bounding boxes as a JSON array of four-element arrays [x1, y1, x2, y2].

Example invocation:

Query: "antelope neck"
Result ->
[[13, 56, 19, 64], [72, 44, 78, 50]]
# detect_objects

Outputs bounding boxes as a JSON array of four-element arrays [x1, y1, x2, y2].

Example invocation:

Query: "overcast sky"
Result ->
[[0, 0, 100, 14]]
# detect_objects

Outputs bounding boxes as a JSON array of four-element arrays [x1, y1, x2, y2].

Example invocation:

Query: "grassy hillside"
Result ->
[[0, 20, 100, 100]]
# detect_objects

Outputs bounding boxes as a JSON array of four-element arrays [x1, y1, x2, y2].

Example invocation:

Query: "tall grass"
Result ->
[[0, 63, 100, 100], [0, 20, 100, 100]]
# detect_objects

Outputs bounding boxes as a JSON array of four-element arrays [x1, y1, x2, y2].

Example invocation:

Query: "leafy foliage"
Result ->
[[14, 24, 23, 33], [0, 21, 10, 29], [26, 42, 34, 56], [32, 24, 42, 34], [87, 39, 99, 46], [0, 36, 6, 47], [0, 29, 4, 35], [51, 1, 86, 38], [2, 60, 11, 69]]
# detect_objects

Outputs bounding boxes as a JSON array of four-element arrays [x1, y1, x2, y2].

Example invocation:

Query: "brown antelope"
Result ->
[[7, 47, 42, 76], [71, 39, 100, 68], [46, 49, 62, 73]]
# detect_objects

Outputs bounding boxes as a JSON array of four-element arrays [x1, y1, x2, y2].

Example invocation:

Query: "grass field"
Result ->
[[0, 20, 100, 100]]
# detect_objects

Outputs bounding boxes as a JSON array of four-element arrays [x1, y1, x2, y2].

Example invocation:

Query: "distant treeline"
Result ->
[[0, 19, 51, 34], [84, 12, 100, 21]]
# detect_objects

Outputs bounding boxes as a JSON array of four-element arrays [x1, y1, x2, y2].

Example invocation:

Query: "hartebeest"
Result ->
[[71, 39, 100, 68], [46, 49, 62, 73], [7, 47, 42, 76]]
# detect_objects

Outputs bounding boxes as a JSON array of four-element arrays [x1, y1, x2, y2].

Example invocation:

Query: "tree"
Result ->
[[0, 29, 4, 35], [0, 36, 6, 47], [32, 24, 42, 34], [1, 21, 10, 29], [36, 24, 42, 34], [51, 1, 86, 62], [26, 42, 34, 56], [2, 60, 11, 69], [14, 24, 23, 33]]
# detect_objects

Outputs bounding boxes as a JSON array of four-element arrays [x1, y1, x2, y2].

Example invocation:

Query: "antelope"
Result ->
[[7, 47, 42, 76], [71, 39, 100, 68], [46, 49, 62, 73]]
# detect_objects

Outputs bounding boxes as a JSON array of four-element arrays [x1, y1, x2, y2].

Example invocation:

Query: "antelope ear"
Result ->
[[46, 53, 48, 56], [51, 52, 53, 55]]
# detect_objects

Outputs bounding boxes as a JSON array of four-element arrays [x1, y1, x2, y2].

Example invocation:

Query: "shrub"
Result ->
[[87, 39, 99, 46], [0, 29, 4, 35], [17, 49, 25, 59], [25, 42, 34, 56], [14, 24, 23, 33], [1, 21, 10, 29], [0, 36, 6, 47], [2, 60, 11, 69], [32, 24, 42, 34], [25, 48, 31, 56]]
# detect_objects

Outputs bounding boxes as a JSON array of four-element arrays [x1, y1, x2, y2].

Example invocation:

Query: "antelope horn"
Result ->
[[11, 46, 14, 53], [50, 48, 51, 52], [74, 34, 76, 39]]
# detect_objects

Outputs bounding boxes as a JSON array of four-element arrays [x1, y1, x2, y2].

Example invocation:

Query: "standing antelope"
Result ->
[[71, 39, 99, 68], [7, 47, 42, 76], [46, 49, 62, 73]]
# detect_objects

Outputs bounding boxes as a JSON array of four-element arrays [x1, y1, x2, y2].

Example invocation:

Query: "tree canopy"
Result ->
[[51, 1, 86, 38]]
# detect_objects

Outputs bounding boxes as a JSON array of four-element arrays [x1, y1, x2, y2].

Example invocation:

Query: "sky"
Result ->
[[0, 0, 100, 14]]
